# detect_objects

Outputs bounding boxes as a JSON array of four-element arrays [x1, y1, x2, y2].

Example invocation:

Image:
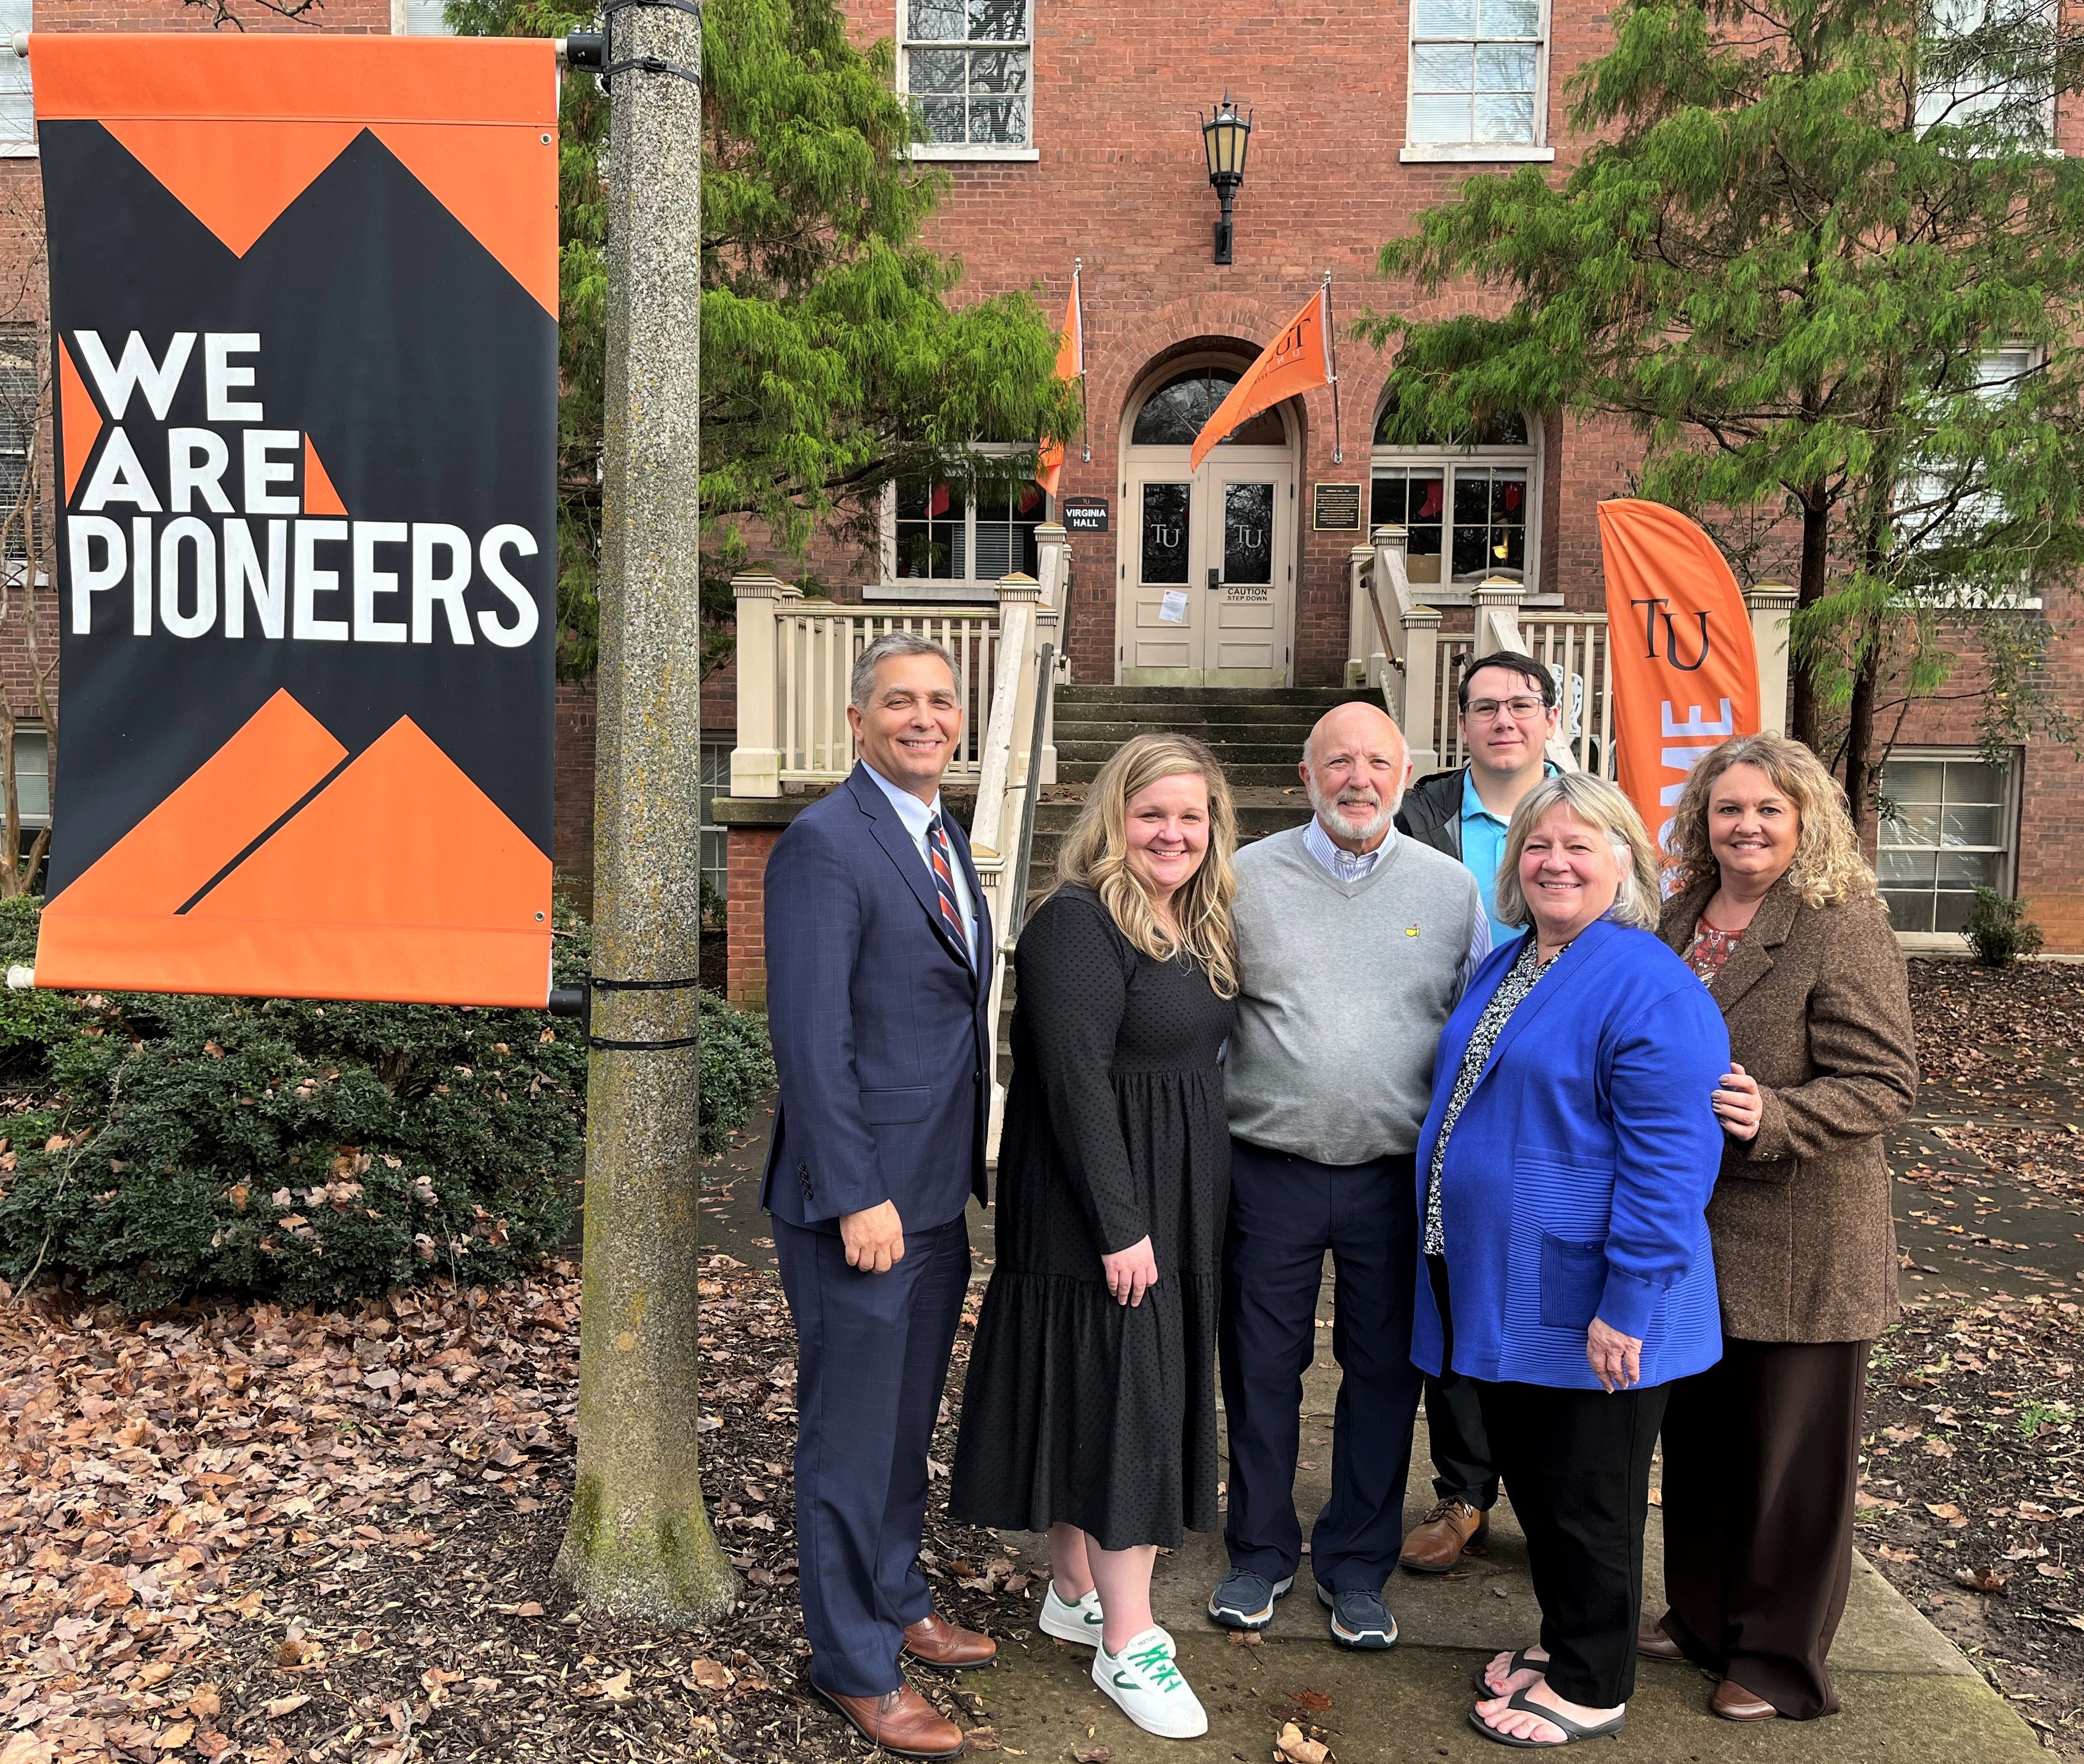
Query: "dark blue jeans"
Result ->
[[1219, 1138, 1422, 1592]]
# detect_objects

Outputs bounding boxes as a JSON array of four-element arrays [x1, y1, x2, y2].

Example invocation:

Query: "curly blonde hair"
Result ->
[[1053, 732, 1240, 998], [1666, 732, 1877, 908], [1493, 772, 1663, 932]]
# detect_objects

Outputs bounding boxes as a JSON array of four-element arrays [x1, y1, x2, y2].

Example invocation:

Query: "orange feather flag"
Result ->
[[1598, 498, 1763, 858], [1190, 284, 1332, 471], [1037, 264, 1084, 497]]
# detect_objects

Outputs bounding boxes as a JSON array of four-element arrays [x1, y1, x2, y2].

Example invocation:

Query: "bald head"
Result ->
[[1301, 702, 1411, 852]]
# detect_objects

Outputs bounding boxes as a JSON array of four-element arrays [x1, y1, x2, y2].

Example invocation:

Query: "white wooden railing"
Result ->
[[1349, 524, 1797, 777], [729, 586, 1004, 794], [728, 529, 1071, 1156]]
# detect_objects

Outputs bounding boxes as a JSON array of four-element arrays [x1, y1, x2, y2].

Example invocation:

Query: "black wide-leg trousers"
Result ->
[[1476, 1376, 1667, 1709], [1428, 1253, 1664, 1709], [1657, 1337, 1868, 1719]]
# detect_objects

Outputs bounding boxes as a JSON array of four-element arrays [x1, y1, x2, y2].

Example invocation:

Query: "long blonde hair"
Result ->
[[1667, 733, 1877, 909], [1053, 732, 1241, 998]]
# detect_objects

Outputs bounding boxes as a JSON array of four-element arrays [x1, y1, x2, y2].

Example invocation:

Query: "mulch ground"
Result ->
[[0, 1255, 1031, 1764], [1860, 1290, 2083, 1756]]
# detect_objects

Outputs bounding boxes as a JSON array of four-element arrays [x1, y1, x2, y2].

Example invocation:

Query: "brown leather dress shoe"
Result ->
[[1399, 1499, 1490, 1573], [1711, 1679, 1778, 1721], [903, 1610, 998, 1669], [814, 1683, 968, 1757], [1637, 1619, 1686, 1661]]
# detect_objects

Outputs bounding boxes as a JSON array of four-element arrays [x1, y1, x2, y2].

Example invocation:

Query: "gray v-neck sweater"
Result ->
[[1226, 824, 1483, 1164]]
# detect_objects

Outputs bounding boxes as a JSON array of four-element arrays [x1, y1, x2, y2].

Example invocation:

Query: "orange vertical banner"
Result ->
[[1189, 284, 1332, 471], [1598, 499, 1762, 857]]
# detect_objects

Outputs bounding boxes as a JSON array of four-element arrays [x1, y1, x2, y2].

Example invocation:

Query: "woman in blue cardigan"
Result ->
[[1414, 773, 1730, 1748]]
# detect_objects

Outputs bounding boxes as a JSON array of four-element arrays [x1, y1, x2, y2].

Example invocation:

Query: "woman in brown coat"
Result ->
[[1642, 732, 1917, 1723]]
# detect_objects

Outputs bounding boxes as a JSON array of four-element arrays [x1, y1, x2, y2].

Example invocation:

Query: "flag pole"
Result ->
[[1324, 267, 1343, 467], [1076, 257, 1090, 464]]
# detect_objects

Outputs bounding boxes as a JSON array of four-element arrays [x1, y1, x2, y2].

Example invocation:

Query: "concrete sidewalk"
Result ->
[[694, 1112, 2037, 1758], [969, 1290, 2041, 1764]]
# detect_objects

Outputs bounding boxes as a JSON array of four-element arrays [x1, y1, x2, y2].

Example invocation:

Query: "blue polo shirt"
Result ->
[[1460, 764, 1558, 947]]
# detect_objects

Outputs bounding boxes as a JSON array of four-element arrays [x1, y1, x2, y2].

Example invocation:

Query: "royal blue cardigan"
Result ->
[[1412, 917, 1731, 1392]]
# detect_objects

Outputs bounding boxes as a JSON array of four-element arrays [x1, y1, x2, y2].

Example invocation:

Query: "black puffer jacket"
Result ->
[[1394, 766, 1466, 859]]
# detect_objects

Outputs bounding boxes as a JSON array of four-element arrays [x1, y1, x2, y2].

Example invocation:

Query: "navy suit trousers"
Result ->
[[1219, 1139, 1423, 1592], [776, 1211, 971, 1697]]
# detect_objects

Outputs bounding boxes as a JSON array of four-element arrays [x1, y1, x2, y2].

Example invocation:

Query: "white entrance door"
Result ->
[[1121, 448, 1295, 686]]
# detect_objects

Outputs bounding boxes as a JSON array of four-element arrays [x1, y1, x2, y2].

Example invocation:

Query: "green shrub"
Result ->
[[0, 900, 772, 1311], [1964, 886, 2045, 967], [700, 989, 775, 1156]]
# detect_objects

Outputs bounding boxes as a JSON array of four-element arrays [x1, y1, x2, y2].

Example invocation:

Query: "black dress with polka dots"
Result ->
[[950, 885, 1236, 1551]]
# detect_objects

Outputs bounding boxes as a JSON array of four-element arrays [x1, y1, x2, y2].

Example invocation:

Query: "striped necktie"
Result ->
[[926, 813, 971, 963]]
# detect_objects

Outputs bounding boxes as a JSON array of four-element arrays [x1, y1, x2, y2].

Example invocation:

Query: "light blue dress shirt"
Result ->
[[1303, 818, 1492, 995], [863, 762, 979, 966], [1459, 764, 1559, 949]]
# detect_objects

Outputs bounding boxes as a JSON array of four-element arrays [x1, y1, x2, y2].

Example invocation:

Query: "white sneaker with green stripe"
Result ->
[[1092, 1626, 1207, 1739], [1038, 1580, 1105, 1647]]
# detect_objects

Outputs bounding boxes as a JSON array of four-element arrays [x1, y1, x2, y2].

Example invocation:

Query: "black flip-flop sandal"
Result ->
[[1471, 1649, 1546, 1696], [1468, 1687, 1626, 1747]]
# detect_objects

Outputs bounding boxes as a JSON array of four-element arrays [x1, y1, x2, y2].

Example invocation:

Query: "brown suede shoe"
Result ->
[[814, 1683, 968, 1757], [903, 1610, 998, 1669], [1711, 1679, 1778, 1721], [1399, 1499, 1490, 1573], [1638, 1619, 1686, 1661]]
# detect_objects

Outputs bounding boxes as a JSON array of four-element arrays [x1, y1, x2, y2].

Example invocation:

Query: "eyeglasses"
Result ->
[[1465, 696, 1547, 721]]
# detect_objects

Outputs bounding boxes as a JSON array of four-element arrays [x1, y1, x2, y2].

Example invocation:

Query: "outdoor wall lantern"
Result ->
[[1201, 94, 1252, 265]]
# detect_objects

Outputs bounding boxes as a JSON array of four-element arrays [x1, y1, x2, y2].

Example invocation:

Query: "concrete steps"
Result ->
[[1049, 683, 1376, 785]]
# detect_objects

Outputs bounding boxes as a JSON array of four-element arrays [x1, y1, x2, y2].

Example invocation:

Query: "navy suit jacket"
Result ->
[[761, 764, 993, 1233]]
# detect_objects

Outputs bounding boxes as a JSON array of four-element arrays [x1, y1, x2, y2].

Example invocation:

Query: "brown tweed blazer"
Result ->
[[1658, 875, 1917, 1344]]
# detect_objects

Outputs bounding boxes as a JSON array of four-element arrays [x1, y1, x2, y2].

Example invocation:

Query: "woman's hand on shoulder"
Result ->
[[1101, 1236, 1160, 1306], [1712, 1062, 1762, 1140], [1586, 1317, 1642, 1392]]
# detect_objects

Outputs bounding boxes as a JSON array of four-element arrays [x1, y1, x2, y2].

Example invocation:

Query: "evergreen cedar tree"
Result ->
[[1363, 0, 2084, 823], [448, 0, 1084, 680]]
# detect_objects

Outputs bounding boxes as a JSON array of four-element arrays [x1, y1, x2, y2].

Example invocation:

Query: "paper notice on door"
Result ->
[[1159, 590, 1190, 624]]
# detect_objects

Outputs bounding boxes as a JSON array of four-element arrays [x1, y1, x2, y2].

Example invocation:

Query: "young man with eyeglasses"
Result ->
[[1391, 649, 1563, 1575]]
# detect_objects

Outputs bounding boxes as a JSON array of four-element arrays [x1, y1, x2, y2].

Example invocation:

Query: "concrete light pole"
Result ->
[[553, 0, 734, 1622]]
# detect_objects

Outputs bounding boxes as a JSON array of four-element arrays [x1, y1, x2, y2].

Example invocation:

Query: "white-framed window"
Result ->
[[873, 458, 1048, 599], [1402, 0, 1553, 163], [1899, 343, 2043, 605], [395, 0, 452, 31], [1916, 0, 2056, 138], [1369, 404, 1540, 594], [1877, 748, 2019, 937], [699, 740, 729, 922], [0, 334, 35, 560], [900, 0, 1037, 161], [8, 724, 46, 828], [0, 0, 32, 158]]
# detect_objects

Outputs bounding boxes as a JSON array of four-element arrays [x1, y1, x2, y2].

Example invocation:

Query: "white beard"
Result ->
[[1307, 777, 1403, 846]]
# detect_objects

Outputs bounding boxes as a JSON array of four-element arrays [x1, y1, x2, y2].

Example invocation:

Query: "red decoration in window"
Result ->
[[1503, 484, 1522, 512], [929, 483, 954, 519], [1416, 481, 1444, 520]]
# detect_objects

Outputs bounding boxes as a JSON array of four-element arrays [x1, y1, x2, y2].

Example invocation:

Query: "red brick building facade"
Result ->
[[810, 0, 2084, 950], [1, 0, 2079, 947]]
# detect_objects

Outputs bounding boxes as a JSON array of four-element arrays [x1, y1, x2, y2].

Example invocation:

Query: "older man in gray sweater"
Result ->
[[1207, 700, 1487, 1652]]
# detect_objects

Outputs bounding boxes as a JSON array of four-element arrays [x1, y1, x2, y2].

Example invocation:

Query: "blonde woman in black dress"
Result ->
[[951, 732, 1239, 1741]]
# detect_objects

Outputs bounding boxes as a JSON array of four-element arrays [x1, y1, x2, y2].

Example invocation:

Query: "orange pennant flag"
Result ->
[[1038, 268, 1084, 498], [1597, 499, 1763, 859], [1190, 285, 1332, 471]]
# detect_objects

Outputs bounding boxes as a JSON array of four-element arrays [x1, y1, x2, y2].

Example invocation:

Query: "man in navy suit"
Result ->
[[764, 632, 995, 1760]]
